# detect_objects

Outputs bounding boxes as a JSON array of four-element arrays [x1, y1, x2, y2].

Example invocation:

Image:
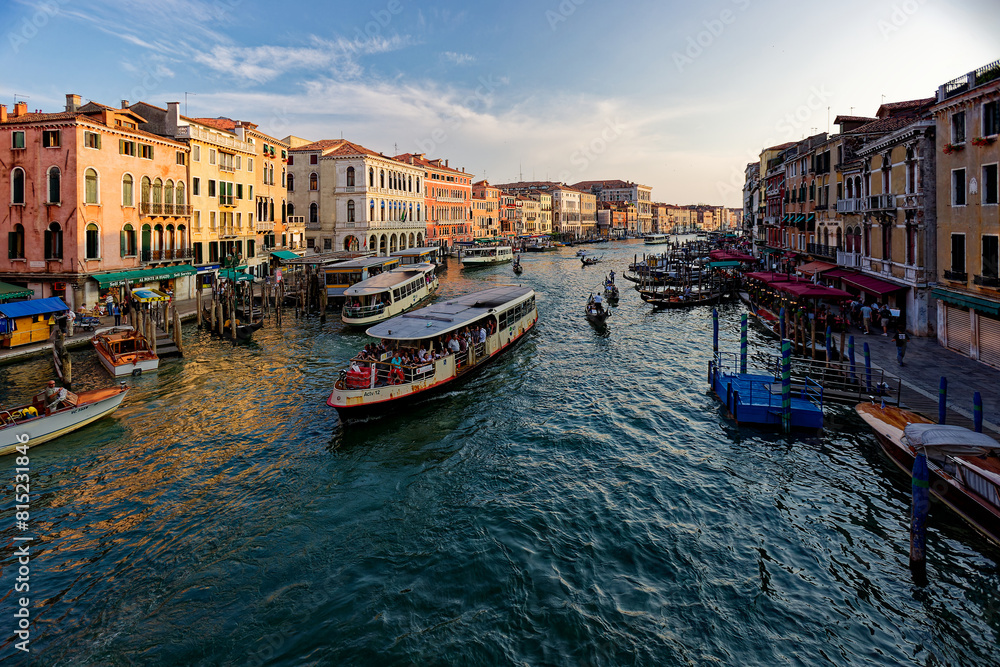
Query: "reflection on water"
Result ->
[[1, 240, 998, 665]]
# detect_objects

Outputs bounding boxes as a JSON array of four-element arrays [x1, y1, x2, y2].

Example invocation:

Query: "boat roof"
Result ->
[[326, 256, 400, 270], [344, 264, 435, 296], [390, 246, 437, 256], [366, 285, 533, 341], [903, 423, 1000, 455]]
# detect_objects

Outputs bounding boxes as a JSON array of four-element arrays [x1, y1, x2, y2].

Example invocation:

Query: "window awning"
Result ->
[[270, 250, 300, 261], [0, 297, 68, 318], [806, 213, 816, 223], [0, 281, 33, 301], [93, 265, 196, 288], [932, 288, 1000, 316], [796, 260, 837, 276]]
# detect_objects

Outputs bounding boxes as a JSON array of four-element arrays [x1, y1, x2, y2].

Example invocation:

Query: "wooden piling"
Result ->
[[910, 452, 929, 577], [811, 317, 817, 359], [196, 289, 203, 327], [172, 305, 184, 356]]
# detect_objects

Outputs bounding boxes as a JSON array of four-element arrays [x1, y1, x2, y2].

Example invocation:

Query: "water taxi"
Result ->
[[92, 329, 159, 377], [0, 382, 130, 455], [324, 256, 401, 299], [342, 263, 439, 326], [461, 245, 514, 267], [328, 286, 537, 417], [390, 246, 440, 265], [643, 233, 670, 245]]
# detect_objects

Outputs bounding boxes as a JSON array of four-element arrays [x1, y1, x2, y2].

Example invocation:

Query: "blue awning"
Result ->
[[0, 297, 69, 318]]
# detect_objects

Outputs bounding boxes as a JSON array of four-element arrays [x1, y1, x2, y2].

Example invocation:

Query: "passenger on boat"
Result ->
[[389, 353, 404, 384], [478, 326, 487, 344], [44, 380, 66, 411], [447, 335, 462, 354]]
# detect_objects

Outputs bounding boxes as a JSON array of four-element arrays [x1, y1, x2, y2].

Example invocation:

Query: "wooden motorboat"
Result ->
[[639, 288, 730, 309], [92, 329, 159, 377], [856, 402, 1000, 547], [0, 383, 129, 455]]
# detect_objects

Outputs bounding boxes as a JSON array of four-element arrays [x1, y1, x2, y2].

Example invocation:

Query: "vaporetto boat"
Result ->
[[342, 263, 439, 327], [461, 245, 514, 266], [643, 233, 670, 245], [328, 285, 537, 417]]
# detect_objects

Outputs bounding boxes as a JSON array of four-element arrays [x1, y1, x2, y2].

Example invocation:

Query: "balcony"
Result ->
[[141, 248, 194, 263], [974, 274, 1000, 287], [806, 243, 837, 258], [219, 195, 236, 207], [286, 215, 305, 229], [306, 221, 322, 231], [867, 194, 896, 211], [140, 202, 193, 217], [944, 270, 968, 282], [814, 204, 828, 211], [836, 199, 860, 214], [255, 221, 274, 233], [897, 193, 923, 209], [219, 163, 235, 173], [837, 251, 862, 268]]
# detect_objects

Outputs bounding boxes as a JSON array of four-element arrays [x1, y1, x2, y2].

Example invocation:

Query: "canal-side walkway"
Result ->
[[856, 330, 1000, 435]]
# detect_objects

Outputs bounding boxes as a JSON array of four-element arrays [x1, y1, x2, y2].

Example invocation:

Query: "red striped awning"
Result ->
[[825, 270, 907, 295]]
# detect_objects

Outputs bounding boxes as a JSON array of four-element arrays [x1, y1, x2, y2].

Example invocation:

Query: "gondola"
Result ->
[[581, 256, 601, 266], [604, 281, 620, 301], [585, 296, 609, 324], [513, 256, 523, 275], [639, 288, 730, 309]]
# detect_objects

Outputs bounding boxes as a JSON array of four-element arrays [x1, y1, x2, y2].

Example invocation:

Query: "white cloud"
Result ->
[[441, 52, 476, 66]]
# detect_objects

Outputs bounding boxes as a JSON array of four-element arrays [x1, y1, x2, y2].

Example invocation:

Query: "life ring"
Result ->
[[132, 368, 142, 377]]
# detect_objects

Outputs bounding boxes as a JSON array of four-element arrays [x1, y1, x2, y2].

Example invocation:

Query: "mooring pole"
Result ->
[[781, 339, 792, 434], [779, 306, 786, 340], [848, 335, 856, 382], [910, 452, 929, 578], [712, 308, 719, 354], [863, 342, 872, 392], [938, 376, 947, 424], [973, 391, 983, 433], [739, 313, 748, 374]]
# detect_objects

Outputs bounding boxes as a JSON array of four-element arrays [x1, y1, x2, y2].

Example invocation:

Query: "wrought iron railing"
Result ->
[[944, 270, 968, 282], [806, 243, 837, 258], [974, 274, 1000, 287]]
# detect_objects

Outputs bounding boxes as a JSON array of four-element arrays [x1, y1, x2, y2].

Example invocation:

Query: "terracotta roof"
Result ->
[[327, 140, 383, 158], [571, 179, 635, 190], [877, 97, 935, 117], [834, 115, 877, 124], [289, 139, 348, 153], [190, 116, 261, 132], [393, 152, 467, 175], [0, 111, 80, 125], [0, 109, 186, 146]]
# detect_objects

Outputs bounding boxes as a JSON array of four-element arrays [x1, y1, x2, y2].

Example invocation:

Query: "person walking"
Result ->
[[112, 302, 121, 326], [860, 302, 872, 334], [879, 304, 891, 336], [892, 327, 908, 366]]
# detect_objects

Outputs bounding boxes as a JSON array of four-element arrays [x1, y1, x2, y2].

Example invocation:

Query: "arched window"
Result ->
[[416, 177, 420, 193], [882, 223, 891, 261], [122, 174, 134, 206], [46, 222, 63, 259], [370, 235, 377, 251], [416, 204, 421, 222], [380, 201, 385, 221], [85, 223, 100, 259], [11, 168, 25, 204], [47, 167, 60, 204], [141, 176, 151, 206], [347, 199, 355, 222], [175, 182, 185, 207], [369, 168, 374, 187], [165, 224, 175, 251], [287, 203, 295, 217], [370, 200, 375, 221], [164, 180, 174, 214], [152, 178, 163, 207], [120, 223, 135, 257], [380, 170, 385, 188], [309, 172, 318, 190], [178, 224, 187, 252], [8, 223, 24, 258], [346, 166, 355, 187], [408, 175, 412, 192], [287, 173, 294, 192], [836, 227, 843, 251], [309, 203, 318, 223], [85, 168, 99, 204], [153, 224, 163, 252]]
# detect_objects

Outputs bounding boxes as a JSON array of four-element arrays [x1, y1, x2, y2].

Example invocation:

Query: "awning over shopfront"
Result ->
[[0, 297, 68, 318], [796, 260, 837, 276], [93, 265, 196, 288], [709, 260, 742, 268], [219, 268, 254, 282], [270, 250, 300, 261], [932, 287, 1000, 316], [775, 282, 852, 300], [0, 281, 33, 301], [837, 272, 906, 296]]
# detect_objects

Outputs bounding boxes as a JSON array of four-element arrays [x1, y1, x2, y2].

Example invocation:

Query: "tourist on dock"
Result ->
[[860, 303, 872, 334], [66, 308, 75, 336], [111, 302, 121, 326], [892, 327, 908, 365]]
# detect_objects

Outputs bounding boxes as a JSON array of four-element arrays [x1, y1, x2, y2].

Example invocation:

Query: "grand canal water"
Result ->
[[2, 240, 999, 666]]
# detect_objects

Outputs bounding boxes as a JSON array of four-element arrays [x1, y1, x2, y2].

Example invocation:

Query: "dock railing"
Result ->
[[714, 351, 826, 412], [759, 353, 900, 406]]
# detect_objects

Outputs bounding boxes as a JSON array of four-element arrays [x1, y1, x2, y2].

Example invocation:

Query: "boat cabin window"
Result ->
[[327, 270, 363, 286]]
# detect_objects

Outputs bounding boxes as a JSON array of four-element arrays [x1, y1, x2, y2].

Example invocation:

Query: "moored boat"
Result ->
[[92, 329, 159, 377], [0, 383, 129, 455], [643, 233, 669, 245], [856, 402, 1000, 547], [328, 286, 537, 417], [342, 263, 438, 327]]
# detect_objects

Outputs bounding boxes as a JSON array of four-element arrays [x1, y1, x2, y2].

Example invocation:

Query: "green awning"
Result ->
[[93, 264, 197, 288], [270, 250, 299, 260], [932, 288, 1000, 316], [806, 213, 816, 222], [219, 268, 253, 282], [0, 281, 33, 301], [709, 261, 742, 268]]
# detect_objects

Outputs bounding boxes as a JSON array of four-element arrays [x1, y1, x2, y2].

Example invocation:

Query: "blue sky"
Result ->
[[3, 0, 998, 206]]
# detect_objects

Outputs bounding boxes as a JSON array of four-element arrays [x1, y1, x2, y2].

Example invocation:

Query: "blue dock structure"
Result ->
[[708, 309, 824, 430]]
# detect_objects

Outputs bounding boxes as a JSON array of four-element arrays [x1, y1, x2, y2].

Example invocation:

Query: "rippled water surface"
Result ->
[[2, 240, 999, 666]]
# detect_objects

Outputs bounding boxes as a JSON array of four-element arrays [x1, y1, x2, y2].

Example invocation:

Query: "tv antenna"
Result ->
[[13, 93, 29, 104]]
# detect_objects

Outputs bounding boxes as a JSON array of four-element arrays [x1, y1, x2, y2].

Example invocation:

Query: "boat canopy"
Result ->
[[344, 265, 434, 297], [366, 286, 533, 341], [327, 256, 400, 271], [131, 288, 171, 303], [903, 423, 1000, 455]]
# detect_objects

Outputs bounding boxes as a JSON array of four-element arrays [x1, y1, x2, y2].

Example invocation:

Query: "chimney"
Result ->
[[65, 94, 81, 113], [121, 99, 129, 109], [14, 102, 27, 117], [0, 105, 6, 123], [445, 159, 449, 167], [234, 120, 245, 141], [166, 101, 180, 137]]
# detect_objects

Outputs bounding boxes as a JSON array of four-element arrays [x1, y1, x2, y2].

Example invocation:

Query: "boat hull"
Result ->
[[0, 387, 128, 455], [856, 403, 1000, 547]]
